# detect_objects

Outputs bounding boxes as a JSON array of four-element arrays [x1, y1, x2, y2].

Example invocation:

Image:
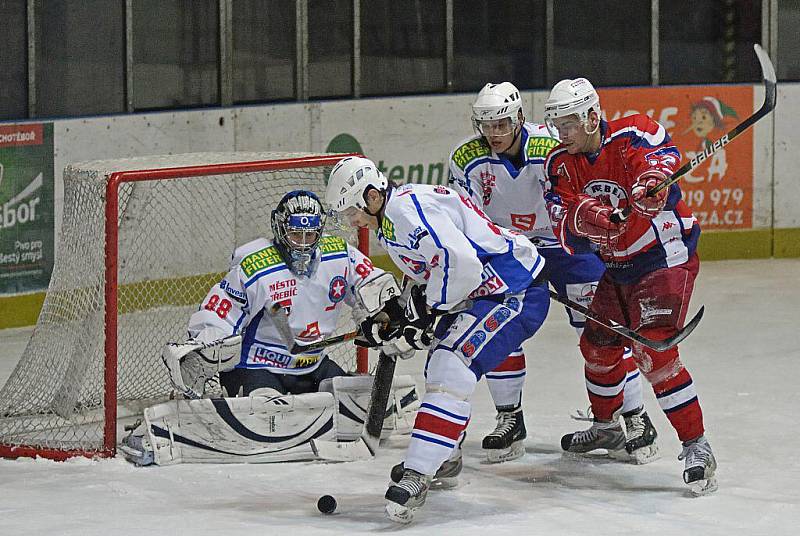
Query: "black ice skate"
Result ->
[[385, 468, 432, 524], [679, 434, 718, 496], [622, 407, 660, 464], [482, 407, 526, 463], [391, 448, 462, 489], [561, 418, 627, 458]]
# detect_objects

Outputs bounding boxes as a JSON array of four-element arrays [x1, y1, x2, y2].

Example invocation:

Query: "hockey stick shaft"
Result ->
[[549, 289, 704, 352], [612, 43, 776, 223], [283, 298, 475, 354]]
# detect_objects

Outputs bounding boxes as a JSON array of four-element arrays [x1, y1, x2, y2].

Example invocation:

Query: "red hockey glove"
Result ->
[[631, 170, 669, 218], [566, 195, 627, 248]]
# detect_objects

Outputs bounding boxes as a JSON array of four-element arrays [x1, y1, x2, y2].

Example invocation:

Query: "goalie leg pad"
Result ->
[[121, 392, 337, 465], [320, 375, 420, 441]]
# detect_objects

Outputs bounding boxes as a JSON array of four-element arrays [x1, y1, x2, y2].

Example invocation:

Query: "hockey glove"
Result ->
[[400, 285, 435, 351], [355, 295, 405, 348], [566, 194, 627, 249], [631, 170, 669, 218]]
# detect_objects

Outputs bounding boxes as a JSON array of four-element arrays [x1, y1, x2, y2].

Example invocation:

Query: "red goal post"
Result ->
[[0, 152, 370, 460]]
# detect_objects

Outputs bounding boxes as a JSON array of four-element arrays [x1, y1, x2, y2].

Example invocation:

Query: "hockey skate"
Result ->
[[385, 468, 432, 524], [119, 420, 158, 466], [482, 407, 526, 463], [679, 434, 718, 496], [622, 408, 660, 464], [561, 418, 627, 458], [390, 448, 462, 489]]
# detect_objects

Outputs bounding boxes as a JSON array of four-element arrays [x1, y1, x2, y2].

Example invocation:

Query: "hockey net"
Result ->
[[0, 152, 370, 460]]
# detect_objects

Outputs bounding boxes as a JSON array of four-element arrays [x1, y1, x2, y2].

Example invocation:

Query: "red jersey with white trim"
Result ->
[[544, 114, 701, 284]]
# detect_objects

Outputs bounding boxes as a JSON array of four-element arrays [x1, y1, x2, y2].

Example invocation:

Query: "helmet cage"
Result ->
[[271, 191, 327, 276]]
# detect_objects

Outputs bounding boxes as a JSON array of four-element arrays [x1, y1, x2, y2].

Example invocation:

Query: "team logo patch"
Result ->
[[381, 216, 396, 241], [433, 185, 450, 195], [526, 136, 559, 159], [460, 330, 487, 358], [408, 226, 429, 249], [506, 297, 520, 311], [240, 246, 284, 278], [399, 255, 427, 275], [583, 180, 628, 208], [452, 138, 491, 170], [483, 307, 512, 332], [328, 275, 347, 303]]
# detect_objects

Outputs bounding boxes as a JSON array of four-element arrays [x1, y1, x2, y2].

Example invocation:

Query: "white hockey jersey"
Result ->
[[377, 183, 544, 311], [448, 122, 561, 249], [187, 235, 381, 375]]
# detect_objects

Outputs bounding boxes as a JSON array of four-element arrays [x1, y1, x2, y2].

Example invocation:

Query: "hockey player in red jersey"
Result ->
[[542, 78, 717, 495]]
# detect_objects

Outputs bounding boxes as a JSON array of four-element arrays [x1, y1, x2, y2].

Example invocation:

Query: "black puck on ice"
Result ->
[[317, 494, 337, 514]]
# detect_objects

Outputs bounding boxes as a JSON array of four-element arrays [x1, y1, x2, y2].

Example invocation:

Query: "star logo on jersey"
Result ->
[[328, 276, 347, 303]]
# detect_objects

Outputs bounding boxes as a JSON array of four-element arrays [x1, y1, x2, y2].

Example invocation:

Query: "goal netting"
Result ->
[[0, 152, 369, 460]]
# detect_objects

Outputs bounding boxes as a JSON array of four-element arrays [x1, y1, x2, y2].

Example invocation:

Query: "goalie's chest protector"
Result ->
[[238, 237, 353, 373]]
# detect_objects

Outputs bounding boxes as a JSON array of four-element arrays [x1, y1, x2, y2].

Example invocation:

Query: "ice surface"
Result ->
[[1, 259, 798, 535]]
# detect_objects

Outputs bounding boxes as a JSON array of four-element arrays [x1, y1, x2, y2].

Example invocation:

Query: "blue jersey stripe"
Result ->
[[410, 193, 451, 307]]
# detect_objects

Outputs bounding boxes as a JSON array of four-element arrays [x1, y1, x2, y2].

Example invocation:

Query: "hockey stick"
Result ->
[[311, 296, 474, 462], [549, 289, 703, 352], [612, 43, 777, 223], [269, 298, 475, 354]]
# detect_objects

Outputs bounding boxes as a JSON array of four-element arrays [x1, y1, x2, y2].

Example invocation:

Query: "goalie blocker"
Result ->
[[120, 374, 419, 465]]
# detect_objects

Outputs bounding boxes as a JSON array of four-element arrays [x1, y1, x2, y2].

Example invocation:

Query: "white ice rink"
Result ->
[[1, 258, 799, 535]]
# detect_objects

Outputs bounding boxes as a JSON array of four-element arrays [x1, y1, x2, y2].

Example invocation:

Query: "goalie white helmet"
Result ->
[[325, 156, 388, 214], [471, 82, 524, 137], [544, 78, 600, 136], [271, 190, 327, 276]]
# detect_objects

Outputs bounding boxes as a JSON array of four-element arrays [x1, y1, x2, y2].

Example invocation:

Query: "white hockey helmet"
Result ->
[[325, 156, 388, 214], [544, 78, 600, 135], [471, 82, 524, 137]]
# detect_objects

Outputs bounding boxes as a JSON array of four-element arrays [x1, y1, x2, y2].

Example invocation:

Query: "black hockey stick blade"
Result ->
[[311, 350, 396, 462], [548, 290, 703, 351]]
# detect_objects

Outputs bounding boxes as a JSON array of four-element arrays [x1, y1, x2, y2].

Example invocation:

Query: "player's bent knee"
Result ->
[[425, 349, 478, 401]]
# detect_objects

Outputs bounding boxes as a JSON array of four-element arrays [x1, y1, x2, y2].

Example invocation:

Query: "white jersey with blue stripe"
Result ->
[[448, 122, 561, 249], [377, 183, 544, 311], [187, 235, 381, 375]]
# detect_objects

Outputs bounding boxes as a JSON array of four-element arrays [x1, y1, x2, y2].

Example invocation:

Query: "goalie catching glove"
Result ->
[[162, 334, 241, 398]]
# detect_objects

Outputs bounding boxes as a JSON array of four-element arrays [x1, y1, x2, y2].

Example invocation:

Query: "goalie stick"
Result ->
[[549, 290, 703, 352], [612, 43, 777, 224]]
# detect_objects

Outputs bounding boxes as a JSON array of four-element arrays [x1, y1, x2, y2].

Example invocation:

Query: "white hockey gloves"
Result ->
[[162, 335, 241, 399]]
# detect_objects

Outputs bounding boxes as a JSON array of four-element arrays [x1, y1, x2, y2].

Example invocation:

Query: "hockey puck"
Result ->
[[317, 494, 337, 514]]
